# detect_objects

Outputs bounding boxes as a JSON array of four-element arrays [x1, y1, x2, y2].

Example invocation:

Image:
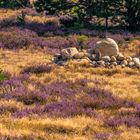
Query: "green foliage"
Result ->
[[124, 0, 140, 29], [34, 0, 72, 15], [0, 0, 28, 8], [17, 11, 26, 25], [12, 0, 139, 30], [77, 35, 88, 50], [0, 70, 7, 81], [68, 5, 87, 24]]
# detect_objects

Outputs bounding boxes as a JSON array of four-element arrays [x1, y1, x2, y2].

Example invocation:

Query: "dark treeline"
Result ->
[[34, 0, 140, 30], [0, 0, 140, 30]]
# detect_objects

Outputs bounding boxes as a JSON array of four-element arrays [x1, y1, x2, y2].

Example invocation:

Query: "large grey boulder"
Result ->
[[95, 38, 119, 57], [61, 47, 79, 60]]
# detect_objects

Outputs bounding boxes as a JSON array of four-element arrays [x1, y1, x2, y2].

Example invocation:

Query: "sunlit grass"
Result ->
[[0, 8, 140, 140]]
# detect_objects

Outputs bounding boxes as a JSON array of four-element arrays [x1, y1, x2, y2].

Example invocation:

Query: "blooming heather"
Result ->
[[22, 63, 53, 74]]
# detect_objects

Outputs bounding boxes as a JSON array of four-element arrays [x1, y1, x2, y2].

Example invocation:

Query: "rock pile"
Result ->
[[53, 38, 140, 69]]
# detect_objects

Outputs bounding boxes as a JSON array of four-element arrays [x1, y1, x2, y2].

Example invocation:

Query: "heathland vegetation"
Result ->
[[0, 0, 140, 140]]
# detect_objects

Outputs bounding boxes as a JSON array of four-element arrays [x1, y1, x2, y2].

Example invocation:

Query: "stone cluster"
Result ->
[[53, 38, 140, 69]]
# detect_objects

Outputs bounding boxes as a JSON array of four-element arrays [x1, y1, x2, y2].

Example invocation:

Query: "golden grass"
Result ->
[[0, 48, 140, 139], [0, 9, 140, 140]]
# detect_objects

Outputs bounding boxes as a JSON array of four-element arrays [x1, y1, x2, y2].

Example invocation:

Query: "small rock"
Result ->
[[95, 38, 119, 57], [111, 62, 117, 67], [53, 53, 62, 62], [117, 61, 121, 65], [57, 60, 66, 66], [128, 62, 135, 67], [95, 51, 101, 61], [87, 48, 96, 54], [127, 56, 132, 62], [105, 62, 111, 67], [97, 60, 105, 67], [92, 61, 97, 67], [121, 60, 128, 66], [110, 64, 115, 69], [61, 47, 79, 60], [121, 64, 126, 68], [117, 53, 125, 61], [101, 56, 111, 62], [111, 56, 117, 62], [133, 58, 140, 68], [88, 54, 96, 61]]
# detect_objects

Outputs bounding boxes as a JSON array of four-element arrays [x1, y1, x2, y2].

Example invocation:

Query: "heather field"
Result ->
[[0, 9, 140, 140]]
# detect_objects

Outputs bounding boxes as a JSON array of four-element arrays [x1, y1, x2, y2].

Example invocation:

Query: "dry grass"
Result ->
[[0, 9, 140, 140], [0, 48, 140, 139]]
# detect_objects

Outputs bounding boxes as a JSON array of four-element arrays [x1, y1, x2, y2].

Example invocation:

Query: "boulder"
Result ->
[[97, 60, 105, 67], [61, 47, 79, 60], [101, 56, 111, 62], [87, 48, 96, 54], [92, 61, 97, 67], [127, 56, 132, 62], [111, 62, 117, 67], [128, 62, 135, 67], [52, 53, 62, 63], [133, 58, 140, 68], [87, 54, 96, 61], [117, 53, 125, 61], [111, 56, 117, 62], [121, 60, 128, 66], [105, 62, 111, 68], [121, 64, 126, 68], [95, 38, 119, 57], [57, 60, 67, 66], [110, 64, 115, 69]]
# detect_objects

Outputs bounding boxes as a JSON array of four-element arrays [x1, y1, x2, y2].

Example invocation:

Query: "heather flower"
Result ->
[[0, 27, 37, 49], [13, 105, 44, 118], [105, 116, 140, 128], [0, 105, 18, 114], [23, 8, 40, 16], [0, 74, 29, 94], [22, 63, 53, 74], [44, 100, 96, 118], [95, 131, 121, 140], [9, 89, 48, 105], [95, 133, 111, 140]]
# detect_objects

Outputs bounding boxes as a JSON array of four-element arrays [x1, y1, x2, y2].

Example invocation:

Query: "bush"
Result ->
[[76, 35, 88, 50], [22, 63, 53, 74], [17, 11, 26, 26], [59, 15, 77, 27], [0, 27, 37, 49], [0, 70, 9, 81], [0, 0, 29, 8]]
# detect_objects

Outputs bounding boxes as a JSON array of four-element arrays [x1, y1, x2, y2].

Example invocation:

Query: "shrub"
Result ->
[[0, 70, 9, 81], [59, 15, 77, 27], [23, 7, 40, 16], [11, 89, 48, 105], [17, 11, 26, 26], [0, 0, 29, 8], [0, 27, 37, 49], [22, 63, 53, 74], [76, 35, 88, 50]]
